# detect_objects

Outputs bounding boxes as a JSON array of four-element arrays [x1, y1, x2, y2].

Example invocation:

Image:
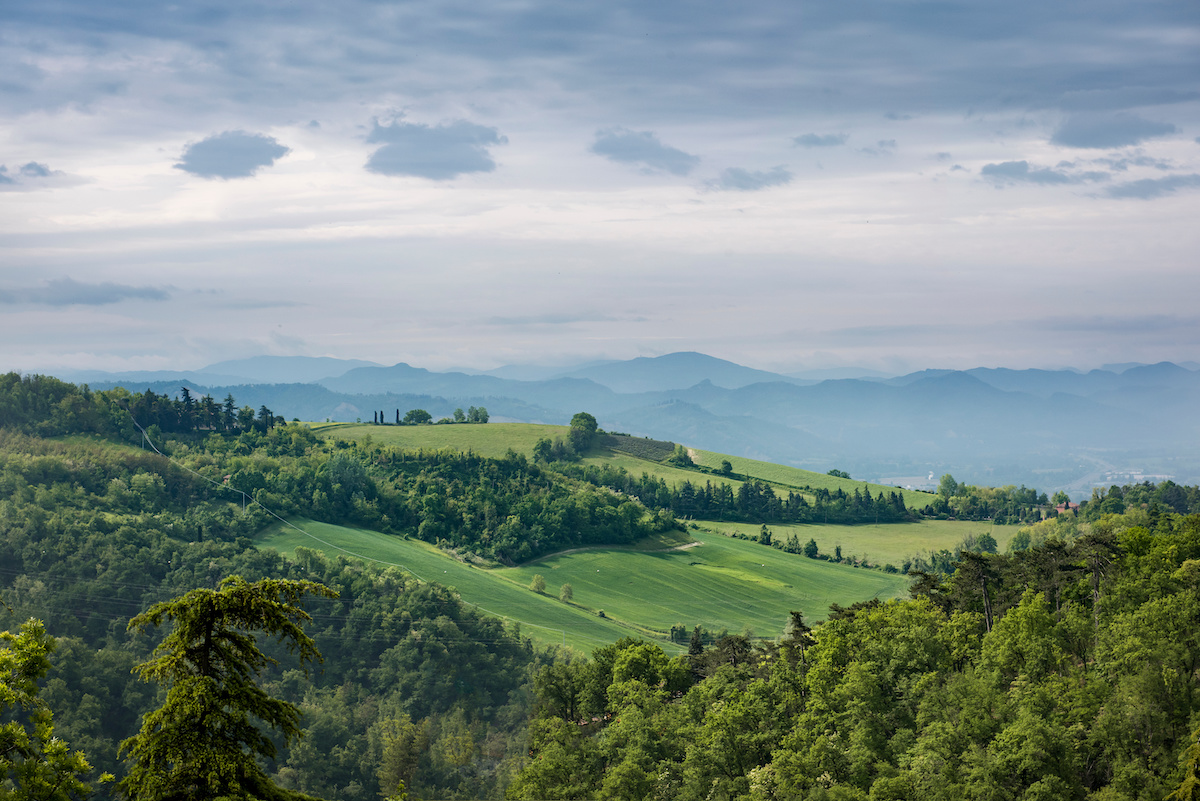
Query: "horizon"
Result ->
[[20, 350, 1200, 385], [2, 1, 1198, 375]]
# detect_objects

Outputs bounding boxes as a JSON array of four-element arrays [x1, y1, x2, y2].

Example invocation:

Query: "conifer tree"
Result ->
[[120, 576, 337, 801]]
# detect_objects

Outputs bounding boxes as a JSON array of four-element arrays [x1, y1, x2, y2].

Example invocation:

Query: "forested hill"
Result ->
[[0, 372, 673, 798], [7, 370, 1200, 800], [0, 372, 676, 564], [509, 506, 1200, 801]]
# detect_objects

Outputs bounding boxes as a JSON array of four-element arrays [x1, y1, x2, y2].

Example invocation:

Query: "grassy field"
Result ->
[[691, 448, 935, 509], [706, 519, 1013, 569], [579, 451, 749, 491], [314, 423, 935, 512], [256, 518, 650, 654], [255, 518, 910, 653], [311, 422, 570, 459]]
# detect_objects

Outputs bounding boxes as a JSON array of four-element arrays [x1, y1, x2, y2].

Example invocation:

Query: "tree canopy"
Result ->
[[119, 577, 338, 801]]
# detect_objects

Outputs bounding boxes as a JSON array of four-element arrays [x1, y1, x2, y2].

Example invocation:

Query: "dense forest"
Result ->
[[510, 507, 1200, 800], [5, 371, 1200, 800]]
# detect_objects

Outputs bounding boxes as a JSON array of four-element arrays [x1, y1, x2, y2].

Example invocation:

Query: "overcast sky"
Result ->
[[2, 0, 1198, 375]]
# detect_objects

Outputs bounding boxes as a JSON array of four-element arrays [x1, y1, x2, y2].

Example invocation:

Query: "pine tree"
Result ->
[[120, 576, 337, 801]]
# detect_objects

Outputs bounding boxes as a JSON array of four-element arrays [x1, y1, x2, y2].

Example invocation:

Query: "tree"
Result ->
[[938, 473, 959, 499], [119, 576, 338, 801], [719, 460, 733, 476], [453, 408, 465, 423], [402, 409, 432, 425], [466, 406, 488, 423], [1, 619, 101, 801], [803, 538, 819, 559], [530, 575, 547, 594], [559, 583, 573, 602], [568, 412, 598, 452]]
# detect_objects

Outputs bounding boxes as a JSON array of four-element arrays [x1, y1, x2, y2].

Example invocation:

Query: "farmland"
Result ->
[[256, 517, 910, 653]]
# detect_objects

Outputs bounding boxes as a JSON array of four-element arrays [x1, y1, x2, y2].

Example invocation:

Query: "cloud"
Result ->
[[0, 162, 71, 190], [1095, 155, 1172, 172], [590, 127, 700, 175], [794, 133, 848, 148], [708, 166, 792, 191], [0, 278, 170, 306], [1036, 314, 1186, 334], [19, 162, 53, 178], [1105, 174, 1200, 200], [1052, 113, 1177, 149], [365, 119, 508, 180], [980, 160, 1108, 185], [174, 131, 290, 179]]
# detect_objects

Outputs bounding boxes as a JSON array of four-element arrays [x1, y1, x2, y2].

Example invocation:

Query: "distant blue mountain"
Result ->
[[46, 354, 1200, 492]]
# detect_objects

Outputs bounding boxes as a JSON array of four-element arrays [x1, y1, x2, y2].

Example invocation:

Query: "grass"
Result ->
[[256, 518, 649, 654], [255, 518, 911, 654], [707, 519, 1014, 569], [690, 448, 936, 509], [311, 422, 569, 459]]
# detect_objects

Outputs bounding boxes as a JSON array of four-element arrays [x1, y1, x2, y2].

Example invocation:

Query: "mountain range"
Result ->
[[49, 352, 1200, 496]]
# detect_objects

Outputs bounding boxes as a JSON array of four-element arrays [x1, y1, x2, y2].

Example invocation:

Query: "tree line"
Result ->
[[509, 504, 1200, 800], [556, 462, 915, 525]]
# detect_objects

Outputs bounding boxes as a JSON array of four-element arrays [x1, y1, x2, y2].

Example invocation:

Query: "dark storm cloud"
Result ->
[[980, 161, 1109, 185], [174, 131, 290, 179], [590, 128, 700, 176], [1104, 174, 1200, 200], [708, 166, 792, 191], [0, 278, 170, 306], [365, 119, 508, 180], [794, 133, 848, 148], [1051, 114, 1178, 149]]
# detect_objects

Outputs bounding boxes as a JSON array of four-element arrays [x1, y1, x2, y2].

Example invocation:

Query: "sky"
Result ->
[[2, 0, 1199, 376]]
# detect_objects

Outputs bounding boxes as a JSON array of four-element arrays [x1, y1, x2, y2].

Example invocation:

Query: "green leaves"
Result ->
[[1, 619, 100, 801], [119, 576, 337, 801]]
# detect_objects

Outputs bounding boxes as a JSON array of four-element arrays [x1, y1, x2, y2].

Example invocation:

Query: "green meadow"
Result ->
[[311, 421, 570, 459], [706, 518, 1013, 569], [690, 448, 935, 509], [256, 518, 645, 654], [256, 518, 910, 654]]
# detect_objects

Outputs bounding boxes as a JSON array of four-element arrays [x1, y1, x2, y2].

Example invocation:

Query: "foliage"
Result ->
[[1, 619, 103, 801], [558, 462, 915, 525], [509, 508, 1200, 800], [120, 577, 338, 801]]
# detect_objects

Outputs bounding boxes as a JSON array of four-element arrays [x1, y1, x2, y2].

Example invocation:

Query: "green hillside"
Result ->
[[256, 518, 909, 653], [316, 421, 932, 506], [712, 518, 1011, 569], [310, 421, 569, 458], [691, 447, 934, 508]]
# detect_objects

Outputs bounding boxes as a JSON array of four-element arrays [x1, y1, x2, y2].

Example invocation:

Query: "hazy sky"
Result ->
[[2, 0, 1199, 375]]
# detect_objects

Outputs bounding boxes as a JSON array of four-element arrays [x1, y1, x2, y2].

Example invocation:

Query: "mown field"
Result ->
[[311, 421, 570, 458], [708, 518, 1013, 569], [256, 518, 646, 654], [256, 518, 910, 653]]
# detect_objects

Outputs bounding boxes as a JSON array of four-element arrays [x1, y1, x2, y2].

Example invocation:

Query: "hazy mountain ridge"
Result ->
[[42, 353, 1200, 492]]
